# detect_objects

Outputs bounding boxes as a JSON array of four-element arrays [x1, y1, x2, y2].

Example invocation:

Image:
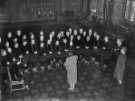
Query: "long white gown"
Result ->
[[64, 55, 78, 86]]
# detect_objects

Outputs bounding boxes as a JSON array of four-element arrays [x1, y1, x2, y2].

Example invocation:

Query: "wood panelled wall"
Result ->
[[5, 0, 88, 22], [0, 0, 131, 26], [8, 0, 59, 22], [0, 0, 9, 23], [88, 0, 128, 25], [112, 0, 126, 25]]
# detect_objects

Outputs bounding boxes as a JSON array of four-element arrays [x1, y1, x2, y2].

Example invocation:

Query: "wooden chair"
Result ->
[[7, 66, 26, 94]]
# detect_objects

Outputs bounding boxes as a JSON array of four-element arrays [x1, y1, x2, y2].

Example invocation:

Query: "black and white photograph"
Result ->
[[0, 0, 135, 101]]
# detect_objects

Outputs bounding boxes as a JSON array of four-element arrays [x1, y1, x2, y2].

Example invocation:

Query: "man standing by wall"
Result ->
[[114, 47, 127, 85]]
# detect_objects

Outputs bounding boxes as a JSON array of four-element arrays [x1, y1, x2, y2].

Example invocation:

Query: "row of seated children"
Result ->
[[0, 27, 127, 89]]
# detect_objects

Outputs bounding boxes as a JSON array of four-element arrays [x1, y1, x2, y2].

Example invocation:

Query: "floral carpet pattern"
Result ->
[[2, 61, 130, 101]]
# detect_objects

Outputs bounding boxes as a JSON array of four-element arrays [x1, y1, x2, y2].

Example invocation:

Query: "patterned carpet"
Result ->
[[3, 60, 127, 101]]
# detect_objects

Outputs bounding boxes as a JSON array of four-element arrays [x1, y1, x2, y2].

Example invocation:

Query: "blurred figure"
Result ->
[[66, 31, 70, 38], [7, 32, 12, 39], [114, 47, 127, 85], [81, 31, 87, 48], [16, 30, 21, 37], [63, 37, 68, 51], [64, 52, 78, 91], [9, 62, 23, 81], [94, 34, 101, 50], [73, 29, 78, 49], [68, 28, 72, 35], [55, 39, 60, 54], [65, 31, 70, 49], [73, 29, 78, 36], [59, 31, 65, 51], [22, 34, 29, 55], [114, 38, 123, 52], [69, 35, 74, 50], [88, 29, 92, 36], [79, 28, 83, 35], [1, 49, 8, 67], [47, 39, 52, 54], [92, 32, 98, 49], [76, 34, 81, 49], [1, 49, 8, 96], [5, 40, 13, 63], [30, 32, 36, 54], [102, 36, 109, 51], [39, 31, 45, 55], [86, 35, 90, 49]]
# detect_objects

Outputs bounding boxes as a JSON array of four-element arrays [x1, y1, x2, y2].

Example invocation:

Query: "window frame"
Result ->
[[123, 0, 135, 24], [90, 0, 105, 19]]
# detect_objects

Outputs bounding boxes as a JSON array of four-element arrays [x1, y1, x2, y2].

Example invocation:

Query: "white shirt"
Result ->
[[40, 31, 44, 36], [96, 35, 100, 41], [34, 51, 38, 55], [63, 39, 67, 44], [70, 35, 74, 40], [77, 35, 81, 40], [26, 51, 29, 55], [40, 43, 44, 48], [104, 36, 109, 43], [7, 32, 12, 38], [70, 40, 73, 46], [22, 35, 27, 40], [31, 40, 35, 45], [117, 39, 122, 47], [23, 41, 27, 46], [14, 43, 19, 48], [83, 32, 86, 37], [56, 40, 59, 46], [40, 35, 44, 41], [57, 33, 61, 39], [7, 47, 12, 53], [66, 32, 70, 37], [12, 57, 16, 62], [73, 30, 77, 36], [79, 29, 83, 34], [30, 34, 34, 39], [86, 36, 90, 42], [89, 29, 92, 35], [13, 38, 18, 42], [5, 41, 10, 47], [1, 50, 7, 56], [17, 30, 21, 36], [47, 40, 51, 45]]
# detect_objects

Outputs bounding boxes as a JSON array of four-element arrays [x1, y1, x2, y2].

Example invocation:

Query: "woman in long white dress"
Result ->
[[64, 52, 78, 91]]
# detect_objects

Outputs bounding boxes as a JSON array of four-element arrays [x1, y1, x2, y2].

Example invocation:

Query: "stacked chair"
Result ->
[[6, 64, 25, 94]]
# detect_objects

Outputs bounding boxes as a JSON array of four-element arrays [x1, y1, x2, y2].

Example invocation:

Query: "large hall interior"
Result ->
[[0, 0, 135, 101]]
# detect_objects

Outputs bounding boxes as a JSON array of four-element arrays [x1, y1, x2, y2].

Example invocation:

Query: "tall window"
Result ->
[[90, 0, 104, 19], [125, 0, 135, 22]]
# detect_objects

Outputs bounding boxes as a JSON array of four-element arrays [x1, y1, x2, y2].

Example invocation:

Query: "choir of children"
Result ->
[[0, 27, 127, 94]]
